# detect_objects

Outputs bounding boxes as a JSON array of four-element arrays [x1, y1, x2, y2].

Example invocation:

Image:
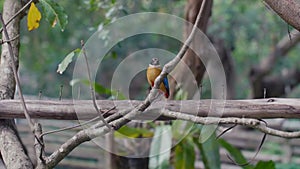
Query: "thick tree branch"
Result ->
[[0, 13, 35, 134], [263, 0, 300, 32], [0, 0, 33, 34], [0, 0, 33, 168], [0, 98, 300, 120]]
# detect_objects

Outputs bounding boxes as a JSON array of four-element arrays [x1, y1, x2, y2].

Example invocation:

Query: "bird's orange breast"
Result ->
[[147, 67, 161, 86], [146, 66, 168, 96]]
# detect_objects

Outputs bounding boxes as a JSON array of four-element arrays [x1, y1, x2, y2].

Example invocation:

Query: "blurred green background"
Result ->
[[12, 0, 299, 99]]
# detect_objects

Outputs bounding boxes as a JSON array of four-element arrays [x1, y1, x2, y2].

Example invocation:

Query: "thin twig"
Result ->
[[38, 90, 42, 100], [0, 11, 44, 155], [216, 124, 237, 139], [0, 0, 33, 33], [0, 35, 20, 44], [160, 109, 300, 138], [226, 133, 266, 166], [59, 84, 63, 101], [40, 106, 115, 138], [80, 40, 111, 129], [287, 24, 292, 42], [0, 13, 35, 129]]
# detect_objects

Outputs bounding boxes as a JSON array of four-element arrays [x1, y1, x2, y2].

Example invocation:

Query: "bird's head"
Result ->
[[150, 57, 160, 66]]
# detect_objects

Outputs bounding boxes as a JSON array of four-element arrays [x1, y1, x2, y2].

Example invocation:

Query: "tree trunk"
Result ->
[[169, 0, 213, 99], [264, 0, 300, 32], [0, 0, 33, 168]]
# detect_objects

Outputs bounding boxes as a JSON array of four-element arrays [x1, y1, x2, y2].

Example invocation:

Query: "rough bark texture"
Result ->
[[0, 0, 33, 168], [250, 29, 300, 98], [169, 0, 213, 99], [264, 0, 300, 32], [1, 99, 300, 119]]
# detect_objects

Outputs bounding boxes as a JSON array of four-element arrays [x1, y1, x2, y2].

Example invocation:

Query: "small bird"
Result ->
[[146, 58, 169, 98]]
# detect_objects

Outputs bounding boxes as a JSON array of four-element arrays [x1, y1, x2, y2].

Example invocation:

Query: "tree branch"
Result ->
[[0, 0, 33, 168], [0, 0, 33, 34], [160, 110, 300, 138], [263, 0, 300, 32], [80, 40, 111, 129], [0, 98, 300, 120], [0, 13, 35, 134]]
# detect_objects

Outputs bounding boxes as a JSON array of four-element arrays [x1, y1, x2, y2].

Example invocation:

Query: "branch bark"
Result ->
[[0, 0, 33, 168], [0, 98, 300, 120], [263, 0, 300, 32]]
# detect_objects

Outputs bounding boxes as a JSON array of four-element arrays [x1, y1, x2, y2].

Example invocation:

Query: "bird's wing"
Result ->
[[163, 76, 170, 96]]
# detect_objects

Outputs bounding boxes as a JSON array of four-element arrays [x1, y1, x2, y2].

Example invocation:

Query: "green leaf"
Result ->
[[254, 161, 275, 169], [70, 79, 126, 100], [93, 82, 126, 100], [193, 131, 220, 169], [218, 139, 253, 169], [39, 0, 68, 31], [174, 139, 195, 169], [149, 125, 172, 169], [172, 121, 194, 140], [276, 163, 299, 169], [111, 51, 118, 59], [115, 126, 153, 138], [57, 48, 80, 74]]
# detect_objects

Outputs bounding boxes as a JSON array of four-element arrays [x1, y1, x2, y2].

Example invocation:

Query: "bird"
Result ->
[[146, 58, 169, 98]]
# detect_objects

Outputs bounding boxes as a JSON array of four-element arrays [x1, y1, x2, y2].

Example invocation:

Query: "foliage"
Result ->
[[115, 125, 154, 138], [39, 0, 68, 31], [276, 163, 300, 169], [254, 161, 275, 169], [57, 48, 80, 74], [174, 138, 195, 169], [70, 78, 126, 99], [149, 125, 172, 169], [218, 138, 253, 169], [193, 128, 220, 169], [27, 2, 41, 31]]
